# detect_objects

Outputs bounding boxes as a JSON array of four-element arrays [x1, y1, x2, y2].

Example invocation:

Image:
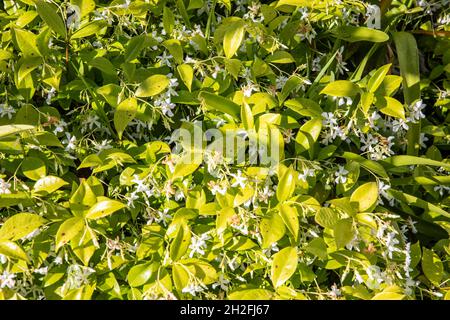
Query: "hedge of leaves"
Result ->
[[0, 0, 449, 300]]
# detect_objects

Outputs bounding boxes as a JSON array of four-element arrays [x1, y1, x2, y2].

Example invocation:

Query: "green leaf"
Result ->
[[0, 241, 29, 262], [135, 74, 170, 97], [315, 207, 340, 229], [85, 200, 126, 220], [71, 227, 96, 266], [333, 218, 355, 248], [228, 288, 274, 300], [241, 102, 254, 130], [172, 263, 190, 292], [320, 80, 359, 97], [199, 91, 240, 119], [378, 96, 406, 119], [350, 182, 378, 212], [177, 64, 193, 92], [260, 211, 286, 249], [284, 98, 323, 118], [367, 64, 391, 93], [0, 192, 33, 208], [70, 0, 96, 17], [17, 56, 42, 83], [276, 168, 295, 202], [71, 20, 106, 39], [295, 118, 322, 152], [271, 247, 298, 288], [35, 0, 67, 39], [340, 152, 388, 178], [392, 32, 420, 156], [388, 189, 450, 218], [114, 97, 137, 140], [22, 157, 46, 181], [163, 39, 183, 64], [0, 213, 46, 241], [33, 176, 68, 195], [223, 19, 245, 58], [88, 57, 116, 76], [375, 75, 403, 97], [279, 204, 299, 241], [55, 217, 85, 250], [163, 7, 175, 35], [0, 124, 35, 138], [333, 26, 389, 43], [127, 262, 157, 287], [216, 207, 235, 235], [266, 51, 295, 64], [169, 222, 191, 261], [421, 248, 443, 285], [124, 35, 148, 62], [13, 29, 41, 58], [382, 155, 450, 170]]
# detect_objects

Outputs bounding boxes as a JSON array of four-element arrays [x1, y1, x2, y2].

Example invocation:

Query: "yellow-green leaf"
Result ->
[[85, 200, 126, 220], [0, 213, 46, 241], [55, 217, 85, 250], [35, 0, 67, 38], [350, 182, 378, 212], [177, 64, 193, 92], [114, 97, 137, 139], [271, 247, 298, 288], [279, 204, 299, 241], [135, 74, 170, 97]]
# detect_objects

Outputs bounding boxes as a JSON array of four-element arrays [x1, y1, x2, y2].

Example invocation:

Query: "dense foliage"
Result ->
[[0, 0, 449, 300]]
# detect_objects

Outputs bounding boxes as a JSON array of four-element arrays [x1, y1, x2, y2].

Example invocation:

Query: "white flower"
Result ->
[[335, 46, 349, 75], [257, 185, 274, 203], [0, 254, 7, 264], [34, 267, 48, 275], [82, 113, 101, 132], [312, 56, 322, 72], [0, 104, 16, 119], [334, 165, 349, 184], [189, 233, 210, 257], [0, 178, 11, 195], [275, 75, 289, 90], [154, 92, 176, 117], [367, 111, 381, 130], [231, 170, 247, 188], [391, 118, 409, 133], [65, 264, 95, 290], [182, 283, 206, 296], [241, 81, 259, 97], [92, 139, 113, 153], [132, 175, 153, 197], [298, 168, 315, 182], [338, 97, 353, 106], [419, 133, 429, 148], [156, 51, 173, 67], [66, 4, 81, 29], [46, 87, 56, 105], [212, 273, 230, 291], [434, 185, 450, 197], [385, 231, 401, 259], [208, 180, 227, 195], [53, 119, 68, 135], [155, 208, 172, 226], [211, 65, 222, 79], [0, 271, 16, 289], [407, 100, 426, 123], [63, 132, 77, 152]]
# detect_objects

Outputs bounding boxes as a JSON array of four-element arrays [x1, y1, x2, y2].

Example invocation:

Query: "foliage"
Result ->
[[0, 0, 449, 300]]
